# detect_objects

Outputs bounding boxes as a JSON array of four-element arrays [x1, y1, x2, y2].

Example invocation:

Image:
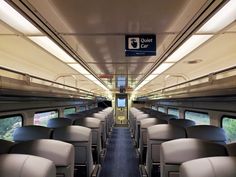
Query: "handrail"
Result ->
[[137, 65, 236, 99], [0, 66, 100, 98]]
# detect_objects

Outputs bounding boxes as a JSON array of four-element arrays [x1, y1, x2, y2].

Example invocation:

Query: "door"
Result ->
[[115, 94, 128, 125]]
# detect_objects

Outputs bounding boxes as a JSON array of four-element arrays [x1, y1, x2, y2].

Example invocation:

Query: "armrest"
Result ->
[[139, 165, 148, 177], [99, 149, 107, 164], [91, 164, 101, 177]]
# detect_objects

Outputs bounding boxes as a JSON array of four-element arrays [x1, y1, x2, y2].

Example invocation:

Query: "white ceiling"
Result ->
[[1, 0, 235, 97]]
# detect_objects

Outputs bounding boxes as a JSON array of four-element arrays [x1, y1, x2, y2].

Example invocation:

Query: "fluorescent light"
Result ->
[[85, 74, 97, 81], [29, 36, 76, 63], [0, 0, 42, 35], [152, 63, 174, 75], [166, 35, 212, 62], [68, 64, 90, 75], [145, 74, 158, 81], [198, 0, 236, 33]]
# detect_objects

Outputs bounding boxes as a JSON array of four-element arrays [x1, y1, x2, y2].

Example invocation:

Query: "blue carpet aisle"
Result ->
[[100, 127, 140, 177]]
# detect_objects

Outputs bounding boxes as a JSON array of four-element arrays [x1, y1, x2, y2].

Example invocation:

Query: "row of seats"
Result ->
[[0, 107, 114, 177], [129, 107, 234, 177]]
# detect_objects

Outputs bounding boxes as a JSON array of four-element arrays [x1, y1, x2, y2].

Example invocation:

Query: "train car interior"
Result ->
[[0, 0, 236, 177]]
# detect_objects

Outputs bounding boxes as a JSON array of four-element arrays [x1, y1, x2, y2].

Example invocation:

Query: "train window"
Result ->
[[64, 107, 76, 115], [158, 107, 165, 113], [0, 115, 22, 141], [79, 106, 86, 112], [185, 111, 210, 125], [222, 116, 236, 142], [167, 108, 179, 118], [34, 110, 58, 126], [151, 106, 157, 110]]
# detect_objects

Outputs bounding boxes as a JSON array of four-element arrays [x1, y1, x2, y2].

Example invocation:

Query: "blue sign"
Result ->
[[125, 34, 156, 56]]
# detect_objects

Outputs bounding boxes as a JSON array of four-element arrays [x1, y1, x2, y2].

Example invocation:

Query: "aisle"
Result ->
[[100, 127, 140, 177]]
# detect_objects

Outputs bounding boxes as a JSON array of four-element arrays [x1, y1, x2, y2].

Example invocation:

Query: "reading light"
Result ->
[[0, 0, 42, 35], [152, 63, 174, 75], [166, 35, 212, 62], [198, 0, 236, 33], [29, 36, 76, 63]]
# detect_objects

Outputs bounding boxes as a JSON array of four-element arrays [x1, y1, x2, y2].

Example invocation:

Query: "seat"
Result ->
[[92, 113, 107, 148], [180, 157, 236, 177], [226, 142, 236, 156], [74, 117, 102, 163], [133, 113, 149, 145], [10, 139, 74, 177], [53, 125, 100, 177], [0, 154, 56, 177], [145, 124, 186, 177], [186, 125, 227, 144], [168, 119, 195, 128], [47, 118, 72, 128], [160, 138, 228, 177], [13, 125, 52, 142], [139, 118, 168, 164], [0, 139, 14, 154]]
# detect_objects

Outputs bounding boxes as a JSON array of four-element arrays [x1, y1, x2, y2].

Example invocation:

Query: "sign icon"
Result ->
[[128, 37, 140, 49]]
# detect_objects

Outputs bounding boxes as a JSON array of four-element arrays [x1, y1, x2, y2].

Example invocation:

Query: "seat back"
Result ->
[[161, 138, 228, 177], [0, 154, 56, 177], [226, 142, 236, 156], [0, 139, 14, 154], [186, 125, 227, 144], [146, 124, 186, 177], [10, 139, 74, 177], [13, 125, 52, 142], [168, 119, 195, 128], [180, 157, 236, 177], [74, 117, 102, 163], [139, 118, 167, 164], [47, 118, 72, 128], [53, 126, 93, 177]]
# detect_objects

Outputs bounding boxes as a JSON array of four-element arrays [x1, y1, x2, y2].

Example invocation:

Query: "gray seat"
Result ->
[[226, 142, 236, 156], [74, 117, 102, 163], [168, 119, 195, 128], [13, 125, 52, 142], [53, 125, 100, 177], [0, 139, 14, 154], [180, 157, 236, 177], [47, 118, 72, 128], [161, 138, 228, 177], [0, 154, 56, 177], [134, 113, 149, 145], [139, 118, 168, 164], [186, 125, 227, 144], [10, 139, 74, 177], [145, 124, 186, 177], [93, 113, 107, 148]]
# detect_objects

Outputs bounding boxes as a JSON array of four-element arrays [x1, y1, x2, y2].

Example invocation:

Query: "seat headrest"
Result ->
[[186, 125, 227, 143], [10, 139, 74, 166], [169, 119, 196, 128], [47, 118, 72, 128], [136, 114, 149, 119], [93, 113, 106, 120], [53, 125, 91, 142], [226, 142, 236, 156], [0, 154, 56, 177], [147, 124, 186, 140], [180, 157, 236, 177], [0, 139, 14, 154], [161, 138, 227, 164], [13, 126, 52, 142], [159, 114, 178, 120], [140, 118, 167, 128], [74, 117, 101, 128]]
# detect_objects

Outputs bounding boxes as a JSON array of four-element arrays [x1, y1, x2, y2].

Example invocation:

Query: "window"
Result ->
[[117, 98, 126, 108], [34, 110, 58, 126], [117, 76, 126, 88], [222, 116, 236, 142], [185, 111, 210, 125], [168, 108, 179, 118], [79, 106, 86, 112], [64, 107, 76, 116], [151, 106, 157, 110], [0, 115, 22, 141], [158, 107, 165, 113]]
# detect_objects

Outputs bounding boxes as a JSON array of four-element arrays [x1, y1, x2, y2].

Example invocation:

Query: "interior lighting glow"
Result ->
[[29, 36, 76, 63], [0, 0, 41, 35], [152, 63, 174, 75]]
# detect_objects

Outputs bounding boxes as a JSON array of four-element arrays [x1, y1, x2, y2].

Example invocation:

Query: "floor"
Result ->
[[99, 127, 140, 177]]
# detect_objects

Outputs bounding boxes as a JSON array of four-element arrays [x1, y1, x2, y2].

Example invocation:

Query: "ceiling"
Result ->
[[1, 0, 235, 98]]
